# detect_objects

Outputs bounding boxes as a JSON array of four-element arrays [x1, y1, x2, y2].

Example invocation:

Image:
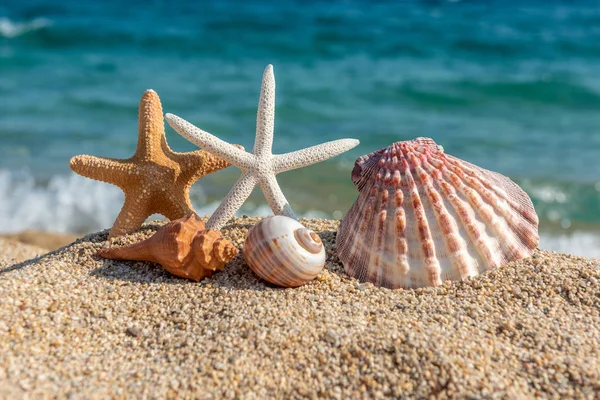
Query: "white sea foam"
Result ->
[[539, 232, 600, 260], [0, 170, 122, 234], [0, 17, 51, 38], [0, 169, 597, 259], [0, 170, 328, 235]]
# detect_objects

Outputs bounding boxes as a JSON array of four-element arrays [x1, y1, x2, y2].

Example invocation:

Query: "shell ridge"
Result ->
[[445, 163, 525, 264], [361, 187, 380, 283], [393, 187, 409, 287], [351, 149, 385, 191], [447, 156, 539, 227], [372, 187, 388, 286], [341, 188, 379, 282], [378, 184, 407, 288], [363, 177, 385, 284], [398, 156, 426, 287], [401, 189, 421, 288], [343, 146, 407, 286], [415, 164, 458, 281], [442, 156, 537, 259], [336, 201, 363, 279], [470, 165, 539, 250], [378, 152, 410, 288], [443, 164, 505, 270], [390, 149, 411, 288], [448, 155, 539, 231], [402, 153, 442, 287], [372, 165, 400, 287], [433, 165, 498, 273], [418, 158, 477, 281], [463, 159, 534, 212], [381, 188, 409, 288], [380, 205, 402, 288]]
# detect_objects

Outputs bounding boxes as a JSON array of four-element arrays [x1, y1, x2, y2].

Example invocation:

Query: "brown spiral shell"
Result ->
[[98, 214, 238, 281]]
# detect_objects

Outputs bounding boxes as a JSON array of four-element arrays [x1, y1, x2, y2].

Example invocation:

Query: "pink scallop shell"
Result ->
[[336, 137, 539, 289]]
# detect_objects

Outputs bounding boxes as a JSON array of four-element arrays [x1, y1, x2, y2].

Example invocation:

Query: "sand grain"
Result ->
[[0, 238, 48, 265]]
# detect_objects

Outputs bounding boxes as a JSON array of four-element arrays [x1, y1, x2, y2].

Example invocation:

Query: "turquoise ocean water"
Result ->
[[1, 1, 600, 257]]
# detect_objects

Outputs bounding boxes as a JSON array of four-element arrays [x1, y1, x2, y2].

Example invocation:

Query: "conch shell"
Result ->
[[336, 137, 539, 289], [243, 216, 326, 287], [98, 214, 239, 281]]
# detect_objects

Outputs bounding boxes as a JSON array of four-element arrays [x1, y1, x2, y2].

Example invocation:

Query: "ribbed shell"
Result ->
[[98, 214, 239, 282], [336, 137, 539, 289], [243, 216, 326, 287]]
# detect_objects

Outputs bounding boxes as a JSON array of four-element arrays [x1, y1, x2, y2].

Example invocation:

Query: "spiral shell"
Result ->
[[98, 214, 239, 281], [243, 216, 326, 287], [336, 137, 539, 289]]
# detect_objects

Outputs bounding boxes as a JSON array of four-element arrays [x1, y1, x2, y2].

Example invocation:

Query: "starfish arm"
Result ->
[[109, 194, 151, 238], [69, 155, 136, 188], [259, 174, 297, 219], [170, 146, 244, 188], [206, 172, 258, 230], [135, 89, 169, 160], [165, 113, 255, 170], [272, 138, 360, 173], [253, 64, 275, 157]]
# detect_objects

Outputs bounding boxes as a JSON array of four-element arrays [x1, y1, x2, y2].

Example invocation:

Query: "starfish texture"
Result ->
[[166, 65, 359, 230], [70, 89, 235, 238]]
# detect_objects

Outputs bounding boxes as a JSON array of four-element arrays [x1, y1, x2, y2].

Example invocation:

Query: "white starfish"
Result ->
[[165, 64, 360, 230]]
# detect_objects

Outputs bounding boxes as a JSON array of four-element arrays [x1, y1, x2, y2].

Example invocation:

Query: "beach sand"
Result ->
[[0, 238, 48, 265], [0, 217, 599, 398], [0, 231, 78, 253]]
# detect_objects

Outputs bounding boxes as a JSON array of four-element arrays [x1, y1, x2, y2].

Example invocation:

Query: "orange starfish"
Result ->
[[70, 89, 235, 238]]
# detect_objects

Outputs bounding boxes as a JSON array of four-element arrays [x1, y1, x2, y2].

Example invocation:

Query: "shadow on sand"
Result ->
[[1, 217, 343, 292], [88, 226, 341, 291]]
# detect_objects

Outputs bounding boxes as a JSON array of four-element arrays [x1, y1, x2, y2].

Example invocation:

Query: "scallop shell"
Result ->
[[243, 216, 326, 287], [98, 214, 239, 281], [336, 137, 539, 289]]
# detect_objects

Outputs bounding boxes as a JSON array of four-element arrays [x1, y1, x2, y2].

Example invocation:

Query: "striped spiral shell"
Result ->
[[243, 216, 326, 287], [336, 137, 539, 289]]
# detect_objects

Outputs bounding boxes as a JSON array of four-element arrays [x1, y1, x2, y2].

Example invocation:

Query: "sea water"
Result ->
[[1, 0, 600, 258]]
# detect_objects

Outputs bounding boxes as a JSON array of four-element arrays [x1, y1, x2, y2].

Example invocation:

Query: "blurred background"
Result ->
[[1, 0, 599, 257]]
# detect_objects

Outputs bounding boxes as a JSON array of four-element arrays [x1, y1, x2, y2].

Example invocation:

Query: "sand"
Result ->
[[0, 238, 48, 265], [0, 217, 599, 399], [0, 231, 78, 253]]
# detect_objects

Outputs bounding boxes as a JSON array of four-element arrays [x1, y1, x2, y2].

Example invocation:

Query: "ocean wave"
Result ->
[[0, 170, 121, 234], [0, 17, 51, 38], [540, 232, 600, 260], [0, 170, 328, 235]]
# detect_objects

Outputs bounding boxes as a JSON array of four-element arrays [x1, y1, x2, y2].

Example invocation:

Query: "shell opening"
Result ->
[[294, 228, 323, 254]]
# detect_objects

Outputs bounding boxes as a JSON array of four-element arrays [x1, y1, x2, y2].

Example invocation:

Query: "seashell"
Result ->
[[98, 213, 239, 281], [193, 229, 239, 272], [243, 216, 326, 287], [336, 137, 539, 289]]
